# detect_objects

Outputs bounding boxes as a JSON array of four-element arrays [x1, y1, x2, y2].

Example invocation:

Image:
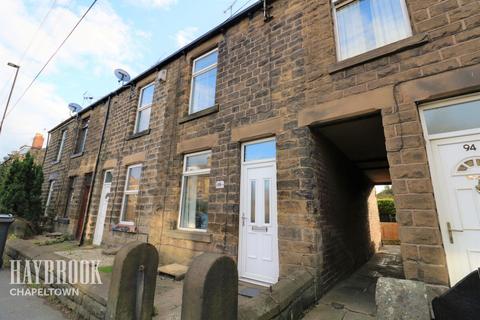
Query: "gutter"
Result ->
[[78, 96, 112, 246]]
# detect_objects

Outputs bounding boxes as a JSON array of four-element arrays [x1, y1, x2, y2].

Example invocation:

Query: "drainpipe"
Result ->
[[41, 132, 50, 168], [79, 96, 112, 246], [263, 0, 273, 21]]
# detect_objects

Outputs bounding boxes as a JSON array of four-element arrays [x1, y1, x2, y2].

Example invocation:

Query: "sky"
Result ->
[[0, 0, 258, 158]]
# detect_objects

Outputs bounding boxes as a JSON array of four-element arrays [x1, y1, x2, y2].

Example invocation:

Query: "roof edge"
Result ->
[[50, 1, 264, 132]]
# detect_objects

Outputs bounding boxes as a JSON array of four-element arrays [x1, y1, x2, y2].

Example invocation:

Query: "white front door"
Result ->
[[93, 171, 112, 246], [239, 139, 279, 285], [421, 94, 480, 285], [429, 135, 480, 285]]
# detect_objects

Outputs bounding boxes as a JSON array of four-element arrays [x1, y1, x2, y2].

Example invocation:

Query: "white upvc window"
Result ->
[[120, 164, 142, 225], [134, 83, 155, 133], [55, 130, 67, 162], [178, 151, 211, 231], [44, 180, 56, 216], [333, 0, 412, 60], [189, 49, 218, 114], [74, 118, 89, 154]]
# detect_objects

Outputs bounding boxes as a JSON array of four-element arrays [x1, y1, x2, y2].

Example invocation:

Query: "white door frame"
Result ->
[[238, 138, 279, 286], [419, 93, 480, 285], [93, 170, 112, 246]]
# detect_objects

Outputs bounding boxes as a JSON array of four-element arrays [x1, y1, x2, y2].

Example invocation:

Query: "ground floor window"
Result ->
[[63, 177, 76, 218], [120, 164, 142, 224], [44, 180, 56, 216], [179, 151, 211, 231]]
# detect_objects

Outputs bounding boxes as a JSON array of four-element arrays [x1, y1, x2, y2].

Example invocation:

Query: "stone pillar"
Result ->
[[181, 253, 238, 320], [106, 241, 159, 320]]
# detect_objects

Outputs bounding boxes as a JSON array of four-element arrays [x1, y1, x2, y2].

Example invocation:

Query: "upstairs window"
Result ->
[[120, 164, 142, 225], [179, 151, 211, 231], [55, 130, 67, 162], [74, 118, 89, 154], [135, 83, 154, 133], [333, 0, 412, 60], [189, 49, 218, 114]]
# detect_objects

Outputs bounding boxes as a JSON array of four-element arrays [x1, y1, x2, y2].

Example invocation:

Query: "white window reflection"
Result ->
[[244, 139, 276, 162], [189, 49, 218, 114], [179, 151, 212, 231], [334, 0, 412, 60], [424, 99, 480, 136]]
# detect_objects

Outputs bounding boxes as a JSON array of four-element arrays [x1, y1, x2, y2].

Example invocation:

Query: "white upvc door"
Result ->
[[93, 171, 112, 246], [428, 134, 480, 285], [239, 139, 279, 286], [420, 94, 480, 285]]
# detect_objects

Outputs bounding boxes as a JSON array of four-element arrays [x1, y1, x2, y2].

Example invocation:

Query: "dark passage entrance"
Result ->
[[76, 173, 93, 241], [310, 112, 395, 294]]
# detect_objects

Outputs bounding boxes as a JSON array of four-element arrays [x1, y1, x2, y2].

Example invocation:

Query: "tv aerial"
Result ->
[[114, 68, 131, 85], [67, 103, 82, 115], [83, 91, 93, 105]]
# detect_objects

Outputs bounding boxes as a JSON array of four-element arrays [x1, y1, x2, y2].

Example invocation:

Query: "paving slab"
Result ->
[[302, 303, 346, 320], [0, 269, 66, 320], [302, 246, 404, 319], [158, 263, 188, 281]]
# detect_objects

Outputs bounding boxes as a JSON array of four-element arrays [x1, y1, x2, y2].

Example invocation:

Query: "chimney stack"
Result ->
[[31, 133, 44, 149]]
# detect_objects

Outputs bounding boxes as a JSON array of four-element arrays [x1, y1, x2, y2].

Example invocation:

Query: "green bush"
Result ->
[[0, 153, 43, 224], [378, 198, 396, 222]]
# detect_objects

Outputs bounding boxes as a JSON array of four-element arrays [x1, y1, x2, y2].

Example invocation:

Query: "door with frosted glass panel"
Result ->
[[239, 163, 278, 285]]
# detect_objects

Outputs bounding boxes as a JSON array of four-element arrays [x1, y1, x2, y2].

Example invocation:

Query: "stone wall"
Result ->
[[309, 131, 382, 294], [41, 0, 480, 292], [298, 0, 480, 288]]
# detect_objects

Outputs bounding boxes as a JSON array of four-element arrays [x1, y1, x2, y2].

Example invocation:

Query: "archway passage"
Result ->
[[310, 112, 402, 294]]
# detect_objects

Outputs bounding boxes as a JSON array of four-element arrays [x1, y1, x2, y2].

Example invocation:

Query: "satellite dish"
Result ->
[[68, 103, 82, 114], [114, 68, 131, 84]]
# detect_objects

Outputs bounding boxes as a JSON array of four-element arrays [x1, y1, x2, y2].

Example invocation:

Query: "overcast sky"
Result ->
[[0, 0, 256, 158]]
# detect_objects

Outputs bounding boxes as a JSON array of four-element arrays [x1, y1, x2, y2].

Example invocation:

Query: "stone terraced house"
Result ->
[[42, 0, 480, 300]]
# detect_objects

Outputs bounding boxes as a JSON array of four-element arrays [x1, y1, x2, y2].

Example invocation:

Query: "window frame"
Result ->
[[55, 130, 67, 162], [119, 164, 143, 225], [241, 137, 277, 165], [177, 150, 212, 232], [419, 93, 480, 141], [44, 180, 56, 216], [63, 176, 76, 218], [188, 48, 219, 115], [332, 0, 412, 61], [74, 118, 89, 155], [134, 82, 155, 134]]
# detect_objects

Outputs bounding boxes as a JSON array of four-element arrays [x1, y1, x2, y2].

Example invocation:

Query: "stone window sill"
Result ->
[[328, 33, 429, 74], [71, 152, 84, 159], [166, 229, 212, 243], [127, 129, 151, 141], [112, 224, 137, 233], [178, 105, 219, 124]]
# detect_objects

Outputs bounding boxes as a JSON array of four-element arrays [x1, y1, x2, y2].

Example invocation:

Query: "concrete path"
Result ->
[[303, 246, 404, 320], [0, 268, 66, 320]]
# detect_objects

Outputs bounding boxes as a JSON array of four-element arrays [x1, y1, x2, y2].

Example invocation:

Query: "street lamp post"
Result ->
[[0, 62, 20, 137]]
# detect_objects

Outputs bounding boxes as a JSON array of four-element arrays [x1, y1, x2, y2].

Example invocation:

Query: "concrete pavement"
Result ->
[[0, 268, 66, 320], [303, 246, 404, 320]]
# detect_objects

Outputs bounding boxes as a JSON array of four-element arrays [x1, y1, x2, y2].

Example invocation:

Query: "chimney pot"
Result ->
[[32, 133, 44, 149]]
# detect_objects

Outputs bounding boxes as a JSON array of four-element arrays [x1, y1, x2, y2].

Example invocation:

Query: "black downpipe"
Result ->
[[264, 0, 273, 21], [79, 96, 112, 246]]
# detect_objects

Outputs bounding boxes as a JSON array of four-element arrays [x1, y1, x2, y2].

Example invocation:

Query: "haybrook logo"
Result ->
[[9, 260, 102, 297]]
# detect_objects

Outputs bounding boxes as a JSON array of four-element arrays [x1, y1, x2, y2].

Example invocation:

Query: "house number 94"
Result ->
[[463, 144, 477, 151]]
